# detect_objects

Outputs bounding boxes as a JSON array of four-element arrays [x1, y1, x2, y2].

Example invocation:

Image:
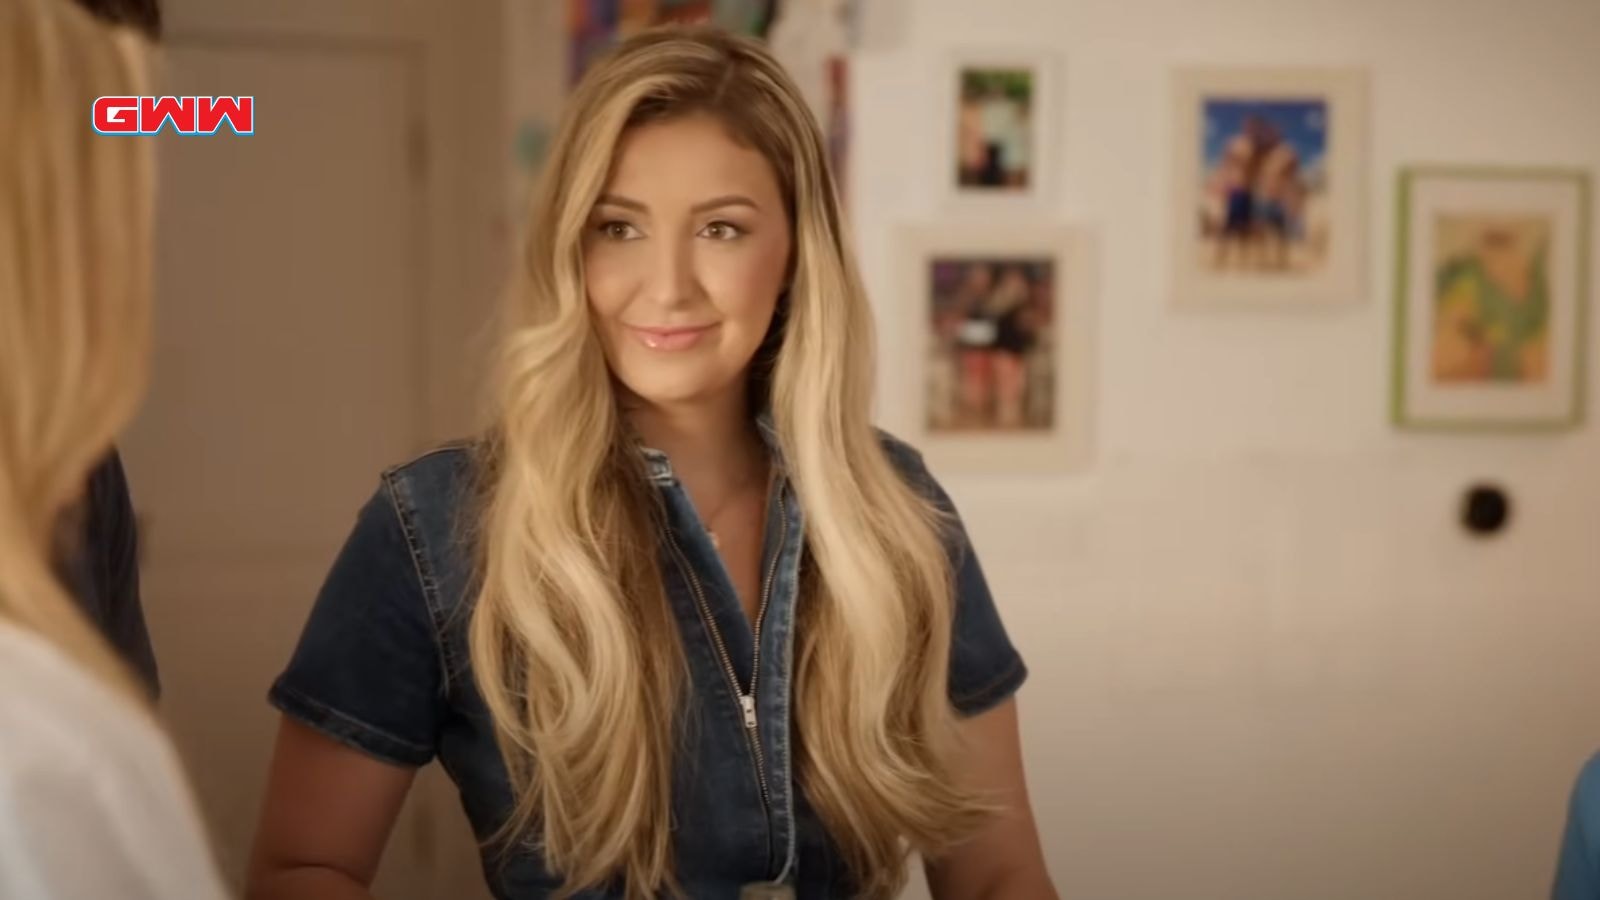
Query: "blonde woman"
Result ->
[[0, 0, 227, 896], [250, 27, 1055, 900]]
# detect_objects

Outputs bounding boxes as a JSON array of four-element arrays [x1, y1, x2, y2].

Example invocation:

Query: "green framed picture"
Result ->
[[1392, 166, 1592, 431]]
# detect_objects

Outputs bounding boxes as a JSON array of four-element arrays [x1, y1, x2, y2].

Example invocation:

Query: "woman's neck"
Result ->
[[624, 389, 767, 491]]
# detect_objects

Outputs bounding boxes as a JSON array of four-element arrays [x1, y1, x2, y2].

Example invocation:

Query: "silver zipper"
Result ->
[[662, 480, 789, 858]]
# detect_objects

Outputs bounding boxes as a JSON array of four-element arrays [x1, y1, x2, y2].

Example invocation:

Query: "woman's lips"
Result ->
[[628, 323, 717, 351]]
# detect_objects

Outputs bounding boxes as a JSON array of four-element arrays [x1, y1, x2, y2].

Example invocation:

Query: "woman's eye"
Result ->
[[700, 221, 743, 241], [597, 221, 638, 241]]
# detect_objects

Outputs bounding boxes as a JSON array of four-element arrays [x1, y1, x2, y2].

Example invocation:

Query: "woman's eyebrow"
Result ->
[[592, 193, 761, 214], [595, 192, 761, 217], [593, 193, 647, 212], [690, 194, 759, 214]]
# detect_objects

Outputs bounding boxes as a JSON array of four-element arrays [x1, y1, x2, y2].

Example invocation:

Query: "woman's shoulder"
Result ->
[[0, 622, 170, 789], [372, 441, 480, 545], [358, 442, 485, 622], [873, 428, 950, 501], [382, 441, 477, 505], [873, 428, 928, 474], [1573, 751, 1600, 810], [0, 623, 229, 899]]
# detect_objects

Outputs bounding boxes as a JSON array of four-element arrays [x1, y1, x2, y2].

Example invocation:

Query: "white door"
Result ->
[[122, 3, 501, 897]]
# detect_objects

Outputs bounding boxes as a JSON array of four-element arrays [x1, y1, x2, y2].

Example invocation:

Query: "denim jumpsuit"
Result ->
[[270, 427, 1028, 899]]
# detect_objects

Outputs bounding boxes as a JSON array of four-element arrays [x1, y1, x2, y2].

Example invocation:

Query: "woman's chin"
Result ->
[[616, 371, 732, 410]]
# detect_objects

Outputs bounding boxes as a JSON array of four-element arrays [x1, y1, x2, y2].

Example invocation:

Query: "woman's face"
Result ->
[[584, 112, 792, 409]]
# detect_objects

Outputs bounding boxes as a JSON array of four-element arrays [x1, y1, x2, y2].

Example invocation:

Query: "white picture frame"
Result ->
[[940, 48, 1059, 210], [1170, 66, 1369, 309], [891, 224, 1096, 475]]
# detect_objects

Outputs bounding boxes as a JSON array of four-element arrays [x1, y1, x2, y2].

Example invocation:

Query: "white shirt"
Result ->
[[0, 621, 228, 900]]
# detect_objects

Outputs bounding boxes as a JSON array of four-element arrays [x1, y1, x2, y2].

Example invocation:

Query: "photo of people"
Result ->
[[568, 0, 783, 85], [956, 66, 1035, 191], [1430, 214, 1552, 385], [926, 257, 1055, 432], [1198, 97, 1329, 273]]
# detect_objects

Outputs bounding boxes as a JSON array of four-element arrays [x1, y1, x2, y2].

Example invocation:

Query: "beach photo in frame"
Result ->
[[895, 224, 1095, 474], [942, 48, 1058, 209], [1170, 66, 1368, 308], [1392, 166, 1591, 431]]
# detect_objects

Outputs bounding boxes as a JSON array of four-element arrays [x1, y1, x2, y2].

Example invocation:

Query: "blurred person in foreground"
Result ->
[[0, 0, 225, 895], [49, 0, 164, 699]]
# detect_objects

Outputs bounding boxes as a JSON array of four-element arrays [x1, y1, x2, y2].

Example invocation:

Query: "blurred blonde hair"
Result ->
[[470, 26, 987, 899], [0, 0, 154, 696]]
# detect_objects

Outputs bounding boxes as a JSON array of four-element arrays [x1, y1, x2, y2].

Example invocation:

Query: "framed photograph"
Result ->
[[894, 225, 1095, 474], [943, 49, 1057, 207], [1171, 67, 1368, 308], [1392, 166, 1591, 431]]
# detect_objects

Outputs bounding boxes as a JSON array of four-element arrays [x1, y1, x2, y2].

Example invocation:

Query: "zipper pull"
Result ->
[[740, 694, 757, 731]]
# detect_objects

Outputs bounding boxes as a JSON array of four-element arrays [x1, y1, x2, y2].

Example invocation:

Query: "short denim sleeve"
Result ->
[[268, 478, 444, 767], [879, 435, 1029, 717]]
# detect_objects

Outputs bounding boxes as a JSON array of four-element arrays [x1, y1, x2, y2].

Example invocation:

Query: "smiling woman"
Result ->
[[250, 25, 1055, 900]]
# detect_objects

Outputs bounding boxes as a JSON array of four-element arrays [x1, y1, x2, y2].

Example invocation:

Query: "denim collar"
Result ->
[[638, 408, 785, 484]]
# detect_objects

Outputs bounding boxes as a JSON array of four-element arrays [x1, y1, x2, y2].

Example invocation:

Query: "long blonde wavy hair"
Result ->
[[0, 0, 154, 697], [470, 27, 987, 899]]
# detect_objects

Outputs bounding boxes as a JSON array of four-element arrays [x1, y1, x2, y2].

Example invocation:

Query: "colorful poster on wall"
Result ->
[[568, 0, 785, 85], [824, 53, 850, 209], [566, 0, 854, 211], [767, 0, 855, 211]]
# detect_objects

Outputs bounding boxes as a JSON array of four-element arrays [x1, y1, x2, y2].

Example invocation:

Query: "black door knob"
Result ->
[[1461, 484, 1511, 536]]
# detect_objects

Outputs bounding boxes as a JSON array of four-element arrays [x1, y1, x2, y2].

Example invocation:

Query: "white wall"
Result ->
[[846, 1, 1600, 898]]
